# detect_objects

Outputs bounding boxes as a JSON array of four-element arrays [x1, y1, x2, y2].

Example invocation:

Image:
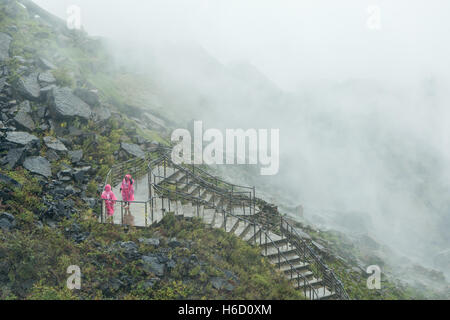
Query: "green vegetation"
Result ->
[[0, 203, 304, 299]]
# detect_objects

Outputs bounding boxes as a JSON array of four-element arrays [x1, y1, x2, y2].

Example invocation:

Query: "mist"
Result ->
[[32, 0, 450, 276]]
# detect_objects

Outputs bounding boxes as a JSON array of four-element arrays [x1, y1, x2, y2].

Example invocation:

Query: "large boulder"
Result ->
[[43, 136, 68, 152], [92, 105, 111, 122], [17, 72, 41, 101], [121, 142, 146, 159], [0, 214, 15, 231], [141, 255, 165, 277], [13, 110, 35, 131], [6, 147, 25, 168], [73, 88, 100, 107], [68, 149, 83, 163], [50, 87, 92, 120], [138, 238, 160, 247], [36, 57, 56, 70], [23, 156, 52, 178], [5, 131, 39, 146], [38, 71, 56, 85], [0, 33, 12, 62]]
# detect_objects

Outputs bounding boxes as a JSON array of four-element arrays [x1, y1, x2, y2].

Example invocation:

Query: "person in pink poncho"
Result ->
[[120, 174, 135, 224], [101, 184, 117, 223]]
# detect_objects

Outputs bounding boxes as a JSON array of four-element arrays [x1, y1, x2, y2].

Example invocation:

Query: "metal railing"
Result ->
[[280, 217, 350, 300], [149, 174, 321, 300], [100, 146, 349, 300]]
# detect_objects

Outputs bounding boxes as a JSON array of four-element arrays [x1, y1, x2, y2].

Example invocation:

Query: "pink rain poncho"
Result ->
[[101, 184, 117, 216], [120, 174, 135, 202]]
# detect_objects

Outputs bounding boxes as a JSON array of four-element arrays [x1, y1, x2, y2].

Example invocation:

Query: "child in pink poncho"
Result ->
[[120, 174, 135, 204], [120, 174, 135, 225], [101, 184, 117, 220]]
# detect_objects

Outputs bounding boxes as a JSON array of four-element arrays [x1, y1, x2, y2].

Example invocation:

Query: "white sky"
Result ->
[[32, 0, 450, 90]]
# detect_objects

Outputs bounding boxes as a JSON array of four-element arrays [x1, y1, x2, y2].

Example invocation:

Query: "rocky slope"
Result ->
[[0, 0, 447, 300], [0, 0, 308, 300]]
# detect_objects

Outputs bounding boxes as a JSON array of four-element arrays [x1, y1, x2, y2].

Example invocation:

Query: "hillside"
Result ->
[[0, 0, 448, 300]]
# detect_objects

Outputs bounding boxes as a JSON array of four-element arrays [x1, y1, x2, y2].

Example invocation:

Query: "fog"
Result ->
[[32, 0, 450, 275]]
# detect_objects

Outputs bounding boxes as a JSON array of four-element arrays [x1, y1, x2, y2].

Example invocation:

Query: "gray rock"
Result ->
[[6, 148, 25, 168], [92, 105, 111, 122], [118, 241, 138, 252], [168, 238, 183, 248], [142, 255, 165, 277], [36, 57, 56, 70], [0, 173, 22, 188], [142, 278, 160, 290], [46, 149, 60, 162], [0, 218, 14, 231], [82, 198, 97, 209], [5, 131, 39, 146], [0, 212, 15, 223], [0, 33, 12, 62], [40, 84, 56, 98], [36, 105, 47, 119], [0, 77, 7, 92], [138, 238, 160, 247], [115, 241, 140, 260], [13, 111, 35, 131], [50, 87, 92, 120], [17, 72, 40, 101], [102, 278, 124, 293], [121, 142, 146, 159], [18, 100, 31, 113], [0, 212, 16, 231], [43, 136, 68, 152], [72, 166, 91, 183], [38, 71, 56, 85], [73, 88, 100, 106], [68, 149, 83, 163], [23, 156, 52, 178], [210, 277, 234, 291]]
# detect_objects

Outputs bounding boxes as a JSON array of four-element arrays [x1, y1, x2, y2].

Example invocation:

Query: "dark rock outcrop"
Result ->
[[0, 212, 16, 231], [13, 110, 35, 131], [6, 147, 25, 168], [68, 149, 83, 163], [49, 87, 92, 120], [138, 238, 160, 247], [38, 71, 56, 85], [43, 136, 68, 152], [17, 73, 40, 101], [23, 156, 52, 178], [120, 142, 146, 159], [73, 88, 99, 106], [92, 105, 111, 122], [5, 131, 39, 146], [142, 255, 165, 277]]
